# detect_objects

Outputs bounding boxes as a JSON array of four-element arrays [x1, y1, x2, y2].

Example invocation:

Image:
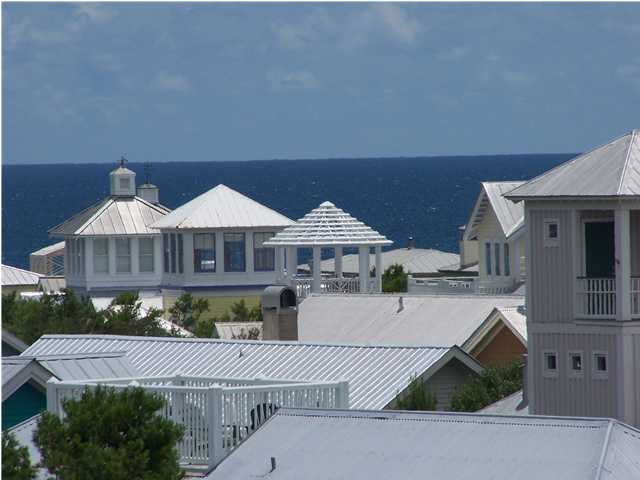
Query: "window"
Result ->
[[543, 351, 558, 377], [163, 233, 183, 274], [139, 237, 154, 273], [504, 243, 510, 277], [115, 238, 131, 273], [194, 233, 216, 273], [593, 352, 608, 379], [254, 232, 275, 272], [494, 243, 501, 276], [485, 242, 492, 275], [93, 238, 109, 274], [544, 219, 559, 247], [568, 352, 583, 377], [224, 233, 246, 272], [119, 178, 131, 190]]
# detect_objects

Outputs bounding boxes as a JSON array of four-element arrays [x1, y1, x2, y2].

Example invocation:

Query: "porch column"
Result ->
[[285, 246, 297, 286], [312, 246, 322, 293], [374, 245, 382, 293], [615, 206, 631, 320], [335, 246, 343, 278], [358, 245, 369, 293], [274, 246, 284, 283]]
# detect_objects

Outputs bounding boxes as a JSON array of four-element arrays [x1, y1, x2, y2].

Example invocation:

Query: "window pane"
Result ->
[[485, 243, 492, 275], [139, 237, 154, 273], [139, 237, 154, 255], [93, 239, 109, 274], [94, 256, 109, 274], [596, 355, 607, 371], [194, 234, 216, 273], [494, 243, 501, 276], [504, 243, 510, 276], [163, 234, 169, 273], [116, 238, 131, 273], [571, 355, 582, 371], [548, 223, 558, 239], [254, 232, 275, 272], [546, 354, 557, 371], [224, 233, 246, 272]]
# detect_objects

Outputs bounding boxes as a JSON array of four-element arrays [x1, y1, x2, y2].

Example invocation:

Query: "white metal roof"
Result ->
[[298, 294, 525, 348], [37, 276, 66, 294], [8, 415, 48, 480], [480, 390, 528, 415], [207, 408, 640, 480], [23, 335, 479, 410], [49, 196, 170, 237], [150, 184, 294, 230], [495, 306, 527, 343], [263, 201, 393, 247], [1, 264, 42, 286], [466, 182, 525, 240], [301, 248, 459, 275], [214, 322, 263, 340], [507, 129, 640, 199], [29, 241, 65, 256]]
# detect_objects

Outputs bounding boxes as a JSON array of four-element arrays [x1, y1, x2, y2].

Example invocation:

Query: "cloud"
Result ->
[[371, 4, 421, 44], [74, 3, 115, 23], [348, 4, 422, 48], [437, 46, 471, 62], [152, 72, 193, 93], [268, 70, 320, 92]]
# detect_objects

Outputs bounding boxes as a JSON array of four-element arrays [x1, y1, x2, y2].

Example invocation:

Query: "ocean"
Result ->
[[2, 154, 572, 270]]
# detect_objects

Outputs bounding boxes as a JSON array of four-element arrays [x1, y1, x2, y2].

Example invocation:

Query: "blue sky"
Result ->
[[3, 2, 640, 164]]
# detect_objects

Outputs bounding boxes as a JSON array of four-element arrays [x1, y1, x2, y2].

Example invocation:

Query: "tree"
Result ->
[[34, 386, 184, 480], [101, 292, 167, 337], [2, 432, 36, 480], [382, 264, 408, 293], [395, 376, 437, 411], [168, 293, 209, 330], [231, 326, 261, 340], [450, 361, 523, 412]]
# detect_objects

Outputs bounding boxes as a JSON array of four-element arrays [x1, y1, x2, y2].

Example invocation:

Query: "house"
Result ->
[[23, 334, 482, 411], [505, 129, 640, 427], [206, 408, 640, 480], [1, 264, 42, 295], [1, 352, 139, 429], [276, 293, 527, 366], [2, 329, 29, 356]]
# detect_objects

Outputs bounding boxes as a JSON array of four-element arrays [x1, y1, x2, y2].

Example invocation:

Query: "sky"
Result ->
[[2, 2, 640, 164]]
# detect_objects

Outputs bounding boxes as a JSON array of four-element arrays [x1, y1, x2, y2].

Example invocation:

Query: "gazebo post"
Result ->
[[374, 245, 382, 293], [275, 246, 285, 283], [358, 246, 369, 293], [335, 246, 343, 279], [312, 246, 322, 293], [286, 246, 297, 286]]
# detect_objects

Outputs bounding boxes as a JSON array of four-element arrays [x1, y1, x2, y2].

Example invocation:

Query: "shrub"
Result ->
[[395, 376, 437, 411], [382, 264, 408, 293], [450, 361, 523, 412], [2, 432, 36, 480]]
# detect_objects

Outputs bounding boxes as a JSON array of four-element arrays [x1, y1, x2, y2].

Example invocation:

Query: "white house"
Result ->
[[506, 129, 640, 427]]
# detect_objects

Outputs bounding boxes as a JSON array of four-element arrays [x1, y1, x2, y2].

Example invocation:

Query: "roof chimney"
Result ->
[[406, 236, 415, 250]]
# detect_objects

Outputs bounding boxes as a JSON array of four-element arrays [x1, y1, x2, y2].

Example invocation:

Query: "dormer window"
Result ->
[[543, 219, 559, 247]]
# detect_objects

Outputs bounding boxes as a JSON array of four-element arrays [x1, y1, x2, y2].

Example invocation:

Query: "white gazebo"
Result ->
[[263, 201, 392, 297]]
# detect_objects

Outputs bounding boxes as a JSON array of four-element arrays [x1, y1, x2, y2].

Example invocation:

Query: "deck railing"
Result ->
[[47, 375, 348, 471], [293, 276, 361, 299], [575, 277, 616, 318], [632, 277, 640, 318]]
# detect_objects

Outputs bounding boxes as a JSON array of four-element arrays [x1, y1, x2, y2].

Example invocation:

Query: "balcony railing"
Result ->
[[293, 275, 363, 299], [575, 277, 616, 318], [47, 375, 349, 472]]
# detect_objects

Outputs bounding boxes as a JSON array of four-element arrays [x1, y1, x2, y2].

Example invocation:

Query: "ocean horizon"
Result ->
[[2, 153, 573, 270]]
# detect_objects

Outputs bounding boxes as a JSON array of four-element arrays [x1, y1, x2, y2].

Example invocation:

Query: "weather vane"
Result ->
[[119, 155, 128, 167], [144, 161, 152, 184]]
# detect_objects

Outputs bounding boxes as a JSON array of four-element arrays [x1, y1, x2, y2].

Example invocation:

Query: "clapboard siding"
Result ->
[[632, 211, 640, 277], [425, 358, 474, 411], [527, 208, 574, 324]]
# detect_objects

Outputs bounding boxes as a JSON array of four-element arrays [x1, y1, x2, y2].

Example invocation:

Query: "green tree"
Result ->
[[168, 293, 209, 330], [395, 376, 437, 411], [101, 292, 167, 337], [382, 264, 408, 293], [34, 386, 184, 480], [224, 299, 262, 322], [194, 317, 217, 338], [450, 361, 523, 412], [2, 432, 36, 480]]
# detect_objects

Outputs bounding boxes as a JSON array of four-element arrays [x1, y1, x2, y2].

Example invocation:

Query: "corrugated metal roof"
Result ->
[[264, 201, 393, 247], [466, 182, 525, 240], [32, 352, 139, 381], [150, 184, 294, 230], [207, 408, 640, 480], [49, 196, 170, 237], [298, 294, 524, 348], [480, 390, 528, 415], [507, 129, 640, 199], [29, 241, 65, 256], [37, 276, 66, 294], [1, 264, 42, 286], [214, 322, 263, 340], [23, 335, 473, 409], [302, 248, 459, 275]]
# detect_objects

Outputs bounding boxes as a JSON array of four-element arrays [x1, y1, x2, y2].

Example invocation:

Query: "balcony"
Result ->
[[575, 277, 640, 319], [47, 375, 349, 472], [293, 275, 378, 299]]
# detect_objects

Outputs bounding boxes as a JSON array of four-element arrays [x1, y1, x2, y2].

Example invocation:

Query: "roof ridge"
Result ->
[[1, 264, 42, 277], [76, 197, 115, 235], [617, 129, 636, 195]]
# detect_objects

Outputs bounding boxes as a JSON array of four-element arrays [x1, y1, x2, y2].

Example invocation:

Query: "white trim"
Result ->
[[543, 218, 560, 247], [592, 351, 609, 380], [567, 351, 584, 378], [542, 350, 559, 378]]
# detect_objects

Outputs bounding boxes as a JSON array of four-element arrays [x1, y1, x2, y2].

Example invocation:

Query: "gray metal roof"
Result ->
[[480, 390, 528, 415], [2, 357, 35, 387], [301, 248, 459, 275], [466, 182, 525, 240], [2, 357, 52, 400], [1, 264, 42, 286], [207, 408, 640, 480], [150, 184, 294, 230], [49, 196, 170, 237], [298, 294, 525, 348], [507, 129, 640, 199], [29, 241, 65, 256], [214, 322, 263, 340], [23, 335, 479, 409], [37, 276, 66, 294], [7, 415, 48, 480], [32, 352, 140, 381], [263, 201, 392, 247]]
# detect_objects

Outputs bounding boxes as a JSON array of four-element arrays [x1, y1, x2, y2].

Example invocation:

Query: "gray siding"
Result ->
[[632, 211, 640, 277], [527, 208, 575, 324], [424, 358, 475, 411], [531, 331, 618, 418]]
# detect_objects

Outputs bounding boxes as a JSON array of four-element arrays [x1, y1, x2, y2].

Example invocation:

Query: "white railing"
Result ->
[[632, 277, 640, 319], [47, 375, 349, 471], [293, 276, 361, 299], [575, 278, 616, 318]]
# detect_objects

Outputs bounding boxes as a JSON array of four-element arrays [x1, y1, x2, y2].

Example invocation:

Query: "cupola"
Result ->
[[136, 162, 160, 204], [109, 156, 136, 196]]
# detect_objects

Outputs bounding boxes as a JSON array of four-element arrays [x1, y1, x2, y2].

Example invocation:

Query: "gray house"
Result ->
[[506, 129, 640, 427]]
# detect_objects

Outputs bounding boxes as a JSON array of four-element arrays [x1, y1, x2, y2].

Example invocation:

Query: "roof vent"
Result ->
[[397, 296, 404, 313], [406, 237, 415, 250]]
